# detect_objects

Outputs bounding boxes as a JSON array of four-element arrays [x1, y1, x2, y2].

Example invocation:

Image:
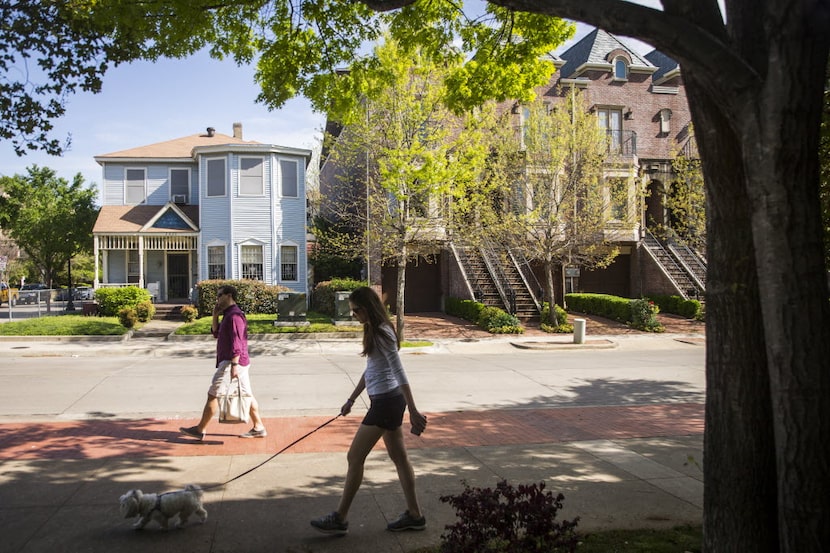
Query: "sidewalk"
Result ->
[[0, 314, 705, 553]]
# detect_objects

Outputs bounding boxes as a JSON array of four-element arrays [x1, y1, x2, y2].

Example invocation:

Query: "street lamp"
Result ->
[[65, 258, 76, 311]]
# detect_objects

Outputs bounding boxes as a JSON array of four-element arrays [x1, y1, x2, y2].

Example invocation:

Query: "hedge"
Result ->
[[312, 278, 368, 316], [446, 297, 523, 334], [194, 280, 290, 316], [565, 293, 632, 323], [648, 294, 702, 319], [94, 286, 152, 317]]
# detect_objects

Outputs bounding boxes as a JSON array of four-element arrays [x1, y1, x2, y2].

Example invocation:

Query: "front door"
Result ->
[[167, 253, 189, 300]]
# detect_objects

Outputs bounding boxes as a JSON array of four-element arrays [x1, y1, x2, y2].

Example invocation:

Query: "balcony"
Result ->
[[605, 130, 637, 156]]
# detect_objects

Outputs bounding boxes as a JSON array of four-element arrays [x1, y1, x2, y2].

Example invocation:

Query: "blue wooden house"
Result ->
[[91, 123, 312, 302]]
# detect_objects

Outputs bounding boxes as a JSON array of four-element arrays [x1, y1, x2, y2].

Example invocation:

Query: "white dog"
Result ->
[[119, 484, 208, 530]]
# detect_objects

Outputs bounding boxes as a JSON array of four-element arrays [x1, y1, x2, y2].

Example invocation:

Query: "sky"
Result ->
[[0, 9, 668, 194]]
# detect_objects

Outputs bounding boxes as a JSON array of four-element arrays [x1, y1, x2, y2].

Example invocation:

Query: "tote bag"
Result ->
[[218, 378, 251, 424]]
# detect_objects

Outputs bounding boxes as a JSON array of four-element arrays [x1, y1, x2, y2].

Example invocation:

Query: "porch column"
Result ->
[[138, 236, 145, 288], [93, 235, 99, 288]]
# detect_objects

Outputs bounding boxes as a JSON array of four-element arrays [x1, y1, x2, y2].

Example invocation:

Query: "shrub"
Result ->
[[478, 306, 524, 334], [649, 294, 702, 319], [565, 293, 631, 323], [440, 480, 580, 553], [631, 298, 664, 332], [194, 280, 290, 316], [118, 307, 137, 329], [134, 300, 155, 322], [540, 302, 573, 333], [446, 297, 485, 322], [95, 286, 152, 317], [180, 305, 198, 323], [311, 278, 368, 316]]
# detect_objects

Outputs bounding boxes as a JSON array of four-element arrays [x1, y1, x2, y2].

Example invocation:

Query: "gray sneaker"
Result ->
[[311, 511, 348, 536], [239, 428, 267, 438], [387, 511, 426, 532], [179, 426, 205, 441]]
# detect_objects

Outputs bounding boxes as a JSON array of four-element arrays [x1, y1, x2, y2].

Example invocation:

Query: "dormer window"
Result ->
[[613, 57, 629, 81]]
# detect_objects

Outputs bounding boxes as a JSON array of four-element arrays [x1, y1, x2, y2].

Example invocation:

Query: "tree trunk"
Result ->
[[543, 258, 556, 307], [685, 76, 779, 552], [395, 246, 407, 341]]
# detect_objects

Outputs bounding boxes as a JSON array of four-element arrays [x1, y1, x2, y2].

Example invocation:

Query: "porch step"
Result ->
[[152, 303, 186, 321]]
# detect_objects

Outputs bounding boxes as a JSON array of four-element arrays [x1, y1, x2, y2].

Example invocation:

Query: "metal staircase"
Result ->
[[643, 229, 706, 299], [451, 240, 541, 319]]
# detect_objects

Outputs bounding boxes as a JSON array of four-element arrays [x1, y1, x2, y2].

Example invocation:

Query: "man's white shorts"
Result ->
[[208, 360, 254, 398]]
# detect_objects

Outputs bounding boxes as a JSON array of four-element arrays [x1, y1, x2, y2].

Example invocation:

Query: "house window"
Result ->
[[280, 159, 299, 197], [280, 245, 298, 281], [170, 168, 189, 203], [207, 158, 226, 197], [125, 168, 146, 204], [240, 157, 264, 196], [240, 245, 263, 280], [659, 108, 673, 134], [597, 107, 623, 153], [613, 57, 629, 80], [208, 246, 226, 280], [127, 250, 140, 283]]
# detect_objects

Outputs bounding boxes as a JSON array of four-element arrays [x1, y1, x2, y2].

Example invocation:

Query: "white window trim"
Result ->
[[278, 241, 300, 283], [206, 156, 228, 198], [169, 167, 191, 203], [612, 56, 629, 82], [279, 158, 300, 199], [124, 167, 147, 205], [206, 240, 228, 280], [239, 156, 266, 196], [238, 239, 266, 281]]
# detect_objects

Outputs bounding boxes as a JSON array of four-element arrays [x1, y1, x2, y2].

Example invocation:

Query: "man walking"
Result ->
[[180, 285, 267, 440]]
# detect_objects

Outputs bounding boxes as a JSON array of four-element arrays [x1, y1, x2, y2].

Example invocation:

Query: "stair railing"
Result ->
[[506, 248, 542, 313], [480, 239, 514, 313], [643, 230, 695, 300], [449, 241, 485, 302]]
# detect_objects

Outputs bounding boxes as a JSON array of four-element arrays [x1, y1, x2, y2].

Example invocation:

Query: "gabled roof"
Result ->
[[644, 49, 681, 84], [558, 28, 655, 79], [94, 132, 261, 163], [93, 204, 200, 234]]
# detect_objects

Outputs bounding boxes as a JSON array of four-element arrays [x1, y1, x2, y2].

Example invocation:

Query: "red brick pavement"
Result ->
[[0, 403, 703, 461]]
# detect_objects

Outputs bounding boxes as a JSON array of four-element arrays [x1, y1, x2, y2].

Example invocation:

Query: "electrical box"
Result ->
[[275, 292, 307, 325], [334, 291, 354, 322]]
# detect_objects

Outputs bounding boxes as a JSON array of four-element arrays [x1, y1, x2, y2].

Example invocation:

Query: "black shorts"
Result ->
[[362, 392, 406, 431]]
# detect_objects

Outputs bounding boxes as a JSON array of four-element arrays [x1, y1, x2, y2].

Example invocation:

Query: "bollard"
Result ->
[[573, 318, 586, 344]]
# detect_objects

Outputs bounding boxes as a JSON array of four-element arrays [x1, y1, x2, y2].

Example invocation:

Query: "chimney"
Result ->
[[206, 127, 215, 137], [233, 122, 243, 139]]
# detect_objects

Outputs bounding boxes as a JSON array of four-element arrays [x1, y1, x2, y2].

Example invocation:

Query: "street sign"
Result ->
[[565, 267, 580, 278], [0, 255, 7, 272]]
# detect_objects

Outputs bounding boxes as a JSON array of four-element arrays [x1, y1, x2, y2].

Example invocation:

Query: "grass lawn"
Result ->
[[174, 311, 432, 346], [0, 314, 128, 336], [413, 525, 702, 553], [174, 311, 363, 335]]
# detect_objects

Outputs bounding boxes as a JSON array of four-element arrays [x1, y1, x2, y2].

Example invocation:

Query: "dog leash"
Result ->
[[203, 414, 342, 491]]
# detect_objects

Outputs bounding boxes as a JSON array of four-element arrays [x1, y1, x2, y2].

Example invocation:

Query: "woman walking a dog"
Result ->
[[311, 286, 428, 536]]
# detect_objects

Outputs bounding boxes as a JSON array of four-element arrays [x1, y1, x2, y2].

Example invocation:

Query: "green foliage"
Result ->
[[94, 286, 152, 317], [446, 297, 485, 322], [0, 315, 128, 336], [630, 298, 664, 332], [565, 293, 632, 323], [180, 304, 198, 323], [134, 300, 155, 323], [194, 280, 289, 316], [439, 480, 580, 553], [577, 525, 702, 553], [0, 166, 98, 288], [118, 307, 137, 329], [648, 294, 702, 319], [175, 312, 361, 335], [540, 302, 573, 333], [311, 278, 368, 316], [446, 297, 522, 333], [478, 306, 524, 334], [665, 147, 706, 253]]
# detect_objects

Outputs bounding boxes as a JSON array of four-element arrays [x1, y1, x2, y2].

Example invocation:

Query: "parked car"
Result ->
[[18, 283, 49, 304], [74, 287, 94, 301]]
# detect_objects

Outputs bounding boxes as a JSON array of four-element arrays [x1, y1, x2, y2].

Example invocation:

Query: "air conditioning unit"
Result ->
[[172, 194, 187, 204]]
